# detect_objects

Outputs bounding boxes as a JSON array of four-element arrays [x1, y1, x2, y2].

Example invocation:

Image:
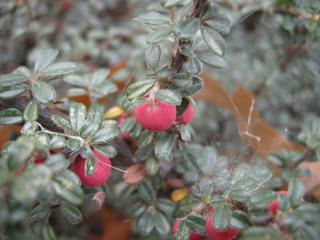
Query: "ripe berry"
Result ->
[[176, 103, 196, 124], [267, 191, 288, 216], [134, 98, 176, 131], [61, 0, 74, 12], [72, 149, 111, 187], [173, 219, 205, 240], [205, 215, 239, 240]]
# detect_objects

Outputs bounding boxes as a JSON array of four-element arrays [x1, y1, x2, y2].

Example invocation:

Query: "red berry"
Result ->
[[61, 0, 74, 12], [173, 219, 205, 240], [267, 191, 288, 216], [205, 215, 239, 240], [72, 149, 111, 187], [134, 98, 176, 131], [176, 104, 196, 124]]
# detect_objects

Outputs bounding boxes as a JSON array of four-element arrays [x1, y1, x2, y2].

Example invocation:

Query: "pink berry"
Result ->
[[205, 215, 239, 240], [267, 191, 288, 216], [72, 149, 111, 187], [134, 98, 176, 131], [61, 0, 74, 12], [176, 104, 196, 124], [173, 219, 205, 240]]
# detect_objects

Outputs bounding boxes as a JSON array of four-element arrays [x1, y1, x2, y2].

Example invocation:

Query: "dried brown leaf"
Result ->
[[123, 164, 146, 185]]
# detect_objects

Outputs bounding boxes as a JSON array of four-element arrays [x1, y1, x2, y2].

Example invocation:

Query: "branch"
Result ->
[[0, 96, 134, 163], [170, 0, 207, 77]]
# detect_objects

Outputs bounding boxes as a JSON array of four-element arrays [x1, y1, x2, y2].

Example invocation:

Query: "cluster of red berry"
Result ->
[[172, 191, 287, 240]]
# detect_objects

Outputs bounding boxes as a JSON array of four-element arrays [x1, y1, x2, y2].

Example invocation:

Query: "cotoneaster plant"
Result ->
[[0, 0, 319, 239]]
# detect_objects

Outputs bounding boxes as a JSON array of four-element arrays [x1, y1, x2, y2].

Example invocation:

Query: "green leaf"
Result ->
[[201, 26, 226, 56], [126, 80, 155, 100], [91, 82, 118, 98], [137, 212, 154, 235], [93, 144, 117, 158], [0, 84, 28, 98], [67, 88, 87, 96], [213, 202, 231, 231], [155, 89, 182, 105], [184, 58, 202, 75], [34, 133, 50, 150], [61, 204, 83, 225], [250, 190, 276, 209], [66, 138, 83, 152], [154, 133, 175, 161], [177, 76, 204, 97], [164, 0, 184, 8], [34, 49, 59, 73], [29, 204, 51, 222], [41, 62, 78, 78], [80, 103, 104, 137], [138, 182, 155, 203], [52, 114, 73, 131], [134, 12, 171, 26], [0, 108, 23, 125], [32, 81, 56, 104], [153, 211, 170, 235], [53, 176, 83, 205], [155, 198, 175, 216], [6, 140, 34, 170], [145, 44, 161, 71], [0, 73, 29, 86], [21, 121, 38, 135], [85, 157, 95, 176], [69, 102, 87, 132], [91, 69, 110, 86], [45, 154, 69, 172], [230, 210, 252, 230], [206, 17, 231, 35], [92, 125, 120, 143], [186, 215, 206, 234], [176, 220, 192, 240], [180, 125, 192, 141], [64, 75, 88, 87], [240, 227, 281, 240], [40, 224, 57, 240], [146, 28, 172, 43], [176, 18, 199, 39], [288, 177, 305, 206], [24, 100, 40, 121], [146, 157, 160, 176], [194, 48, 227, 68], [50, 135, 67, 148], [229, 164, 272, 202]]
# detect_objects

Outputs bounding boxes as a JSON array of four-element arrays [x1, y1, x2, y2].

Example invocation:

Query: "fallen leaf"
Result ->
[[92, 192, 106, 209], [171, 188, 189, 203], [299, 161, 320, 192], [109, 60, 128, 76], [104, 106, 124, 119], [197, 73, 304, 158], [0, 125, 21, 149], [123, 164, 147, 185]]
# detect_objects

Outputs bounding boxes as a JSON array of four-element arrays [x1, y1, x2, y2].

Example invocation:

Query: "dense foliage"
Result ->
[[0, 0, 319, 239]]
